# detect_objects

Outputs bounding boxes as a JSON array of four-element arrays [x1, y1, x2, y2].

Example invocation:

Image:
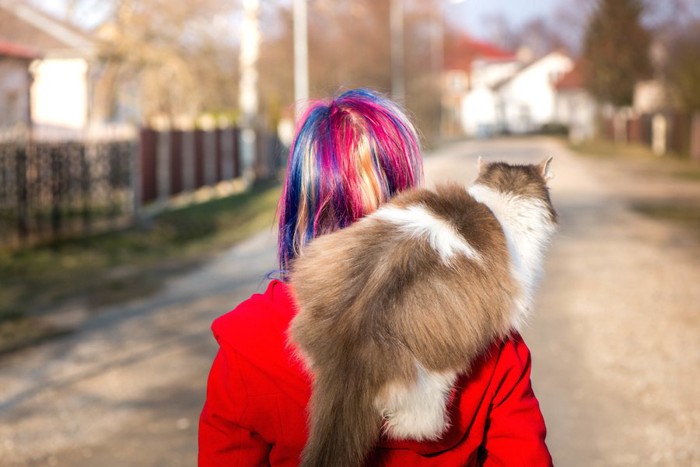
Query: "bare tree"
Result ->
[[88, 0, 240, 124], [550, 0, 595, 55], [256, 0, 441, 142], [255, 3, 294, 128], [477, 12, 572, 57], [513, 17, 569, 57], [479, 13, 517, 51], [643, 0, 699, 31]]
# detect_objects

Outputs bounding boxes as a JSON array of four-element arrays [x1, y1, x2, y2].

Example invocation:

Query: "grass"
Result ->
[[568, 138, 656, 160], [632, 201, 700, 244], [568, 138, 700, 245], [672, 169, 700, 182], [0, 182, 281, 353], [568, 139, 700, 181]]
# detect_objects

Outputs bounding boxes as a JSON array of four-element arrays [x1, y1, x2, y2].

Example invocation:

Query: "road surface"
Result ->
[[1, 138, 698, 466]]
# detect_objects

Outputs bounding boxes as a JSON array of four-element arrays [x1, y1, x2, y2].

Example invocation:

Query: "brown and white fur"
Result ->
[[288, 158, 557, 467]]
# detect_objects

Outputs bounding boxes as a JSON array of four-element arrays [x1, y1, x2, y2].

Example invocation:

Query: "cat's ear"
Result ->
[[539, 156, 554, 180], [477, 156, 487, 175]]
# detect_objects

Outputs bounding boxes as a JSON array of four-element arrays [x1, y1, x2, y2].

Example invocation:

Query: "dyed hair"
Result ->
[[278, 88, 424, 274]]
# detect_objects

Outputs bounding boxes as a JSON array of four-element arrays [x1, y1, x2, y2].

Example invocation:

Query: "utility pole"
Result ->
[[294, 0, 309, 120], [434, 2, 444, 140], [390, 0, 404, 103], [238, 0, 260, 182], [435, 0, 465, 140]]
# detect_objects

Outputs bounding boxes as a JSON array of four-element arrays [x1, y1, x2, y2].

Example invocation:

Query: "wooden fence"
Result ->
[[602, 111, 700, 163], [0, 126, 285, 248], [138, 126, 284, 205]]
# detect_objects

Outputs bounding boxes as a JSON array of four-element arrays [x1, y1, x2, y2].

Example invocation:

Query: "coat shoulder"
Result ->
[[212, 280, 297, 348]]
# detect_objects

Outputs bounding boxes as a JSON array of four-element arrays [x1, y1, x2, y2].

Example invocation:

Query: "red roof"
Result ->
[[444, 35, 516, 72], [0, 39, 40, 59]]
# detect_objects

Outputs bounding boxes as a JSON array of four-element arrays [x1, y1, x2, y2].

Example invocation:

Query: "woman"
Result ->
[[198, 89, 552, 466]]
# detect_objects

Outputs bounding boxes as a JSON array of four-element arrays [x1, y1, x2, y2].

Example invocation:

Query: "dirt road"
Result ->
[[1, 138, 698, 466]]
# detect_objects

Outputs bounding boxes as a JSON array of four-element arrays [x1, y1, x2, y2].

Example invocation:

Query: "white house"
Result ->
[[553, 61, 597, 142], [458, 49, 574, 137], [0, 0, 105, 137], [460, 55, 523, 137], [461, 85, 500, 137], [493, 51, 574, 134], [442, 35, 517, 138]]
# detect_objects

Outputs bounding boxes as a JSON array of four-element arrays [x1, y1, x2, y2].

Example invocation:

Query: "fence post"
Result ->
[[180, 122, 196, 192], [215, 128, 223, 183], [169, 129, 183, 196], [691, 112, 700, 165], [652, 113, 667, 156], [80, 143, 91, 233], [218, 116, 232, 181], [239, 128, 256, 184], [628, 116, 642, 143], [138, 127, 157, 206], [50, 146, 63, 239], [233, 128, 241, 179], [221, 127, 235, 180], [197, 115, 216, 186], [131, 136, 141, 219], [194, 128, 205, 189], [255, 130, 271, 182], [613, 110, 630, 144], [205, 128, 216, 185], [15, 145, 28, 246], [156, 126, 171, 203]]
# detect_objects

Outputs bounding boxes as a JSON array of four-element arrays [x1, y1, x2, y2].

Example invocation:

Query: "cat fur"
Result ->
[[288, 158, 558, 467]]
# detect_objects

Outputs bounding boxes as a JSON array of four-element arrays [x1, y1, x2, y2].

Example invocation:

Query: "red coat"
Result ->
[[199, 280, 552, 466]]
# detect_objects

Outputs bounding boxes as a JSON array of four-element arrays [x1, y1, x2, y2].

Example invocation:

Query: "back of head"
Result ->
[[278, 88, 424, 274]]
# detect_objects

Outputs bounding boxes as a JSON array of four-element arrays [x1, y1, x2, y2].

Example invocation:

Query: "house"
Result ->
[[554, 61, 597, 142], [0, 0, 108, 137], [491, 50, 573, 134], [0, 39, 39, 129], [445, 34, 574, 137], [442, 35, 518, 137]]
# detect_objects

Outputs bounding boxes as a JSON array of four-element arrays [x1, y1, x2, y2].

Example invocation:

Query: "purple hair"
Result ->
[[277, 88, 424, 275]]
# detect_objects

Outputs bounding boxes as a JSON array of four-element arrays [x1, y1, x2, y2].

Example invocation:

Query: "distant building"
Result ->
[[444, 35, 574, 138], [489, 50, 573, 135], [0, 39, 39, 129], [442, 35, 518, 138], [633, 80, 668, 114], [554, 61, 598, 142], [0, 1, 125, 138]]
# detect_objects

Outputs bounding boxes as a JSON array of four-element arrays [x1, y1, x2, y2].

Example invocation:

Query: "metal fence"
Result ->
[[0, 126, 286, 249], [0, 135, 137, 248]]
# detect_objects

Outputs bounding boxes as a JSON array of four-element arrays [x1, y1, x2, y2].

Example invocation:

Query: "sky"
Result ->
[[33, 0, 566, 39], [31, 0, 108, 28], [445, 0, 566, 38], [37, 0, 700, 49]]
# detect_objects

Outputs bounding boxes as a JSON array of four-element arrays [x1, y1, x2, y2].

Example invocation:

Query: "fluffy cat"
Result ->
[[288, 158, 557, 467]]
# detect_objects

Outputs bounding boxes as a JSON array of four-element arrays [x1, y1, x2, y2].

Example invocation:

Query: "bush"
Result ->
[[538, 123, 570, 136]]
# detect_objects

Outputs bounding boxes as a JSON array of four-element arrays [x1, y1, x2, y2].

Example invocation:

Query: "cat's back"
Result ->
[[293, 183, 511, 288], [385, 183, 510, 262]]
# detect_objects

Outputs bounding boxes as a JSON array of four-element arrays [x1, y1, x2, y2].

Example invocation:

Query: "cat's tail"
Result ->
[[300, 363, 381, 467]]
